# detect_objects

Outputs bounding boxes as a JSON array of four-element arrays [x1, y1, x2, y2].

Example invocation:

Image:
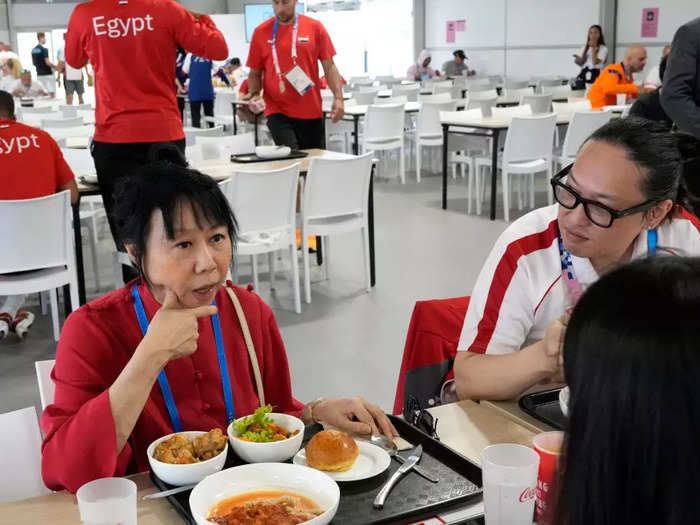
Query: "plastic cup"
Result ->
[[481, 443, 539, 525], [76, 477, 137, 525], [616, 93, 627, 105], [532, 431, 564, 525]]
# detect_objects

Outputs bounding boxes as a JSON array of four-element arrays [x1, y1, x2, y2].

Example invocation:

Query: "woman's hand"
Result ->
[[311, 397, 399, 438], [541, 314, 569, 380], [141, 290, 217, 363]]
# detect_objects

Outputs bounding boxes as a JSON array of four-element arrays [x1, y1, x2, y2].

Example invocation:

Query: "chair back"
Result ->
[[0, 407, 51, 503], [358, 86, 381, 94], [213, 91, 236, 116], [419, 92, 452, 103], [375, 75, 401, 86], [553, 100, 592, 115], [364, 104, 405, 142], [503, 114, 557, 163], [40, 116, 83, 128], [541, 84, 572, 99], [303, 152, 373, 221], [35, 359, 56, 410], [197, 133, 255, 160], [61, 148, 95, 177], [392, 84, 420, 102], [349, 76, 373, 87], [418, 100, 458, 137], [506, 86, 535, 100], [433, 85, 463, 100], [466, 97, 497, 113], [505, 79, 529, 89], [467, 77, 494, 90], [18, 105, 56, 114], [468, 88, 498, 101], [352, 90, 379, 105], [373, 95, 408, 106], [59, 103, 92, 111], [520, 93, 553, 114], [562, 110, 612, 158], [60, 107, 78, 118], [185, 125, 224, 145], [0, 191, 74, 273], [227, 164, 300, 236], [539, 78, 565, 88], [185, 144, 204, 164]]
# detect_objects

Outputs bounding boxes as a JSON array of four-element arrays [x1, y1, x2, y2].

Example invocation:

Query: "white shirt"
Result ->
[[57, 47, 83, 81], [10, 78, 46, 96], [458, 204, 700, 355], [578, 44, 608, 69], [0, 50, 19, 62], [0, 75, 16, 92], [644, 65, 661, 89], [232, 67, 248, 84]]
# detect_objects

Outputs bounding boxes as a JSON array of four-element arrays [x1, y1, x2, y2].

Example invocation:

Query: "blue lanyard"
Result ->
[[647, 229, 657, 257], [271, 15, 298, 76], [130, 285, 236, 432]]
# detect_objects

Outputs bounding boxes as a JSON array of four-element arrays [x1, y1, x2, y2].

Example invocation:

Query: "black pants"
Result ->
[[266, 113, 325, 149], [177, 96, 186, 122], [91, 139, 186, 278], [190, 100, 214, 128]]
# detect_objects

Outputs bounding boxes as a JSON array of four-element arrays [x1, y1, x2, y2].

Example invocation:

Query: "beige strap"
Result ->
[[225, 286, 266, 407]]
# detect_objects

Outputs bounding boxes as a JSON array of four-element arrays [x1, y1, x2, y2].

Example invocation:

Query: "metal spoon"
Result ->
[[370, 435, 439, 483]]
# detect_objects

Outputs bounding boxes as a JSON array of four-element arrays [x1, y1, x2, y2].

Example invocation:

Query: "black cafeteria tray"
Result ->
[[230, 150, 309, 163], [518, 388, 567, 430], [151, 416, 482, 524]]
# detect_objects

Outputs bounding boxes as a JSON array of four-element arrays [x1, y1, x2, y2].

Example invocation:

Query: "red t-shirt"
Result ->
[[0, 119, 74, 199], [246, 14, 335, 119], [40, 280, 304, 493], [239, 78, 249, 95], [65, 0, 228, 144]]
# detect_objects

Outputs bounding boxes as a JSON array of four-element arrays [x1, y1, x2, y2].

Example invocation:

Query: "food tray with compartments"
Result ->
[[518, 388, 567, 430], [151, 415, 483, 524]]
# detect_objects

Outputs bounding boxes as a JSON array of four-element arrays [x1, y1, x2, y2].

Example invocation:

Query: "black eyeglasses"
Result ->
[[550, 164, 657, 228], [406, 395, 439, 440]]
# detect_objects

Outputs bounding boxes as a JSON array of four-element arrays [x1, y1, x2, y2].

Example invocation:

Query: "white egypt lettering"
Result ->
[[92, 14, 154, 38], [0, 134, 41, 155]]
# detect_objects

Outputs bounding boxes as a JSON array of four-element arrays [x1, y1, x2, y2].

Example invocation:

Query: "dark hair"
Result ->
[[659, 54, 668, 82], [585, 117, 700, 217], [553, 256, 700, 525], [230, 57, 241, 66], [111, 149, 238, 279], [583, 24, 606, 57], [453, 50, 466, 60], [37, 32, 45, 39], [0, 90, 14, 119]]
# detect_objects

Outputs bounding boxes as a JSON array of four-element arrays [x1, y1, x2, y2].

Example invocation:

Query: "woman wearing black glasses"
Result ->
[[453, 118, 700, 401]]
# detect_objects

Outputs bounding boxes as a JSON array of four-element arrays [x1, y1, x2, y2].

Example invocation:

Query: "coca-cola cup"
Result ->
[[532, 431, 564, 525], [481, 443, 539, 525]]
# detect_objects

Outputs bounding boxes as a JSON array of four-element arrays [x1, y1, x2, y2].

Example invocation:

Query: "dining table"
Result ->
[[0, 398, 553, 524], [72, 148, 377, 306], [440, 110, 572, 220]]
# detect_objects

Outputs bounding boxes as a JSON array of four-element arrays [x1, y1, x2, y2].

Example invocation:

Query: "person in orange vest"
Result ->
[[587, 44, 652, 109]]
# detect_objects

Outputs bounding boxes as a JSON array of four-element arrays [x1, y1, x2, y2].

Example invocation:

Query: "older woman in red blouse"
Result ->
[[40, 154, 396, 492]]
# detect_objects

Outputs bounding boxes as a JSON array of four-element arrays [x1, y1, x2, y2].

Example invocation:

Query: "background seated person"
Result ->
[[551, 256, 700, 525], [587, 44, 651, 109], [0, 90, 78, 339], [630, 55, 673, 128], [453, 118, 700, 401], [40, 154, 397, 492], [442, 50, 474, 77], [407, 50, 440, 81], [10, 70, 47, 97]]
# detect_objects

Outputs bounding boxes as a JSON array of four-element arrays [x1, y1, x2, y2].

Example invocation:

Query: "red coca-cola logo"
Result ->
[[519, 487, 537, 502]]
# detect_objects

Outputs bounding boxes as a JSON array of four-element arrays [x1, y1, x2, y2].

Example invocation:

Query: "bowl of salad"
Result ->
[[227, 405, 305, 463]]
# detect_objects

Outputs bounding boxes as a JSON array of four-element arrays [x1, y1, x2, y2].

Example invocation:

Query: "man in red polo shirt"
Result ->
[[246, 0, 344, 149], [64, 0, 228, 253], [0, 90, 78, 340]]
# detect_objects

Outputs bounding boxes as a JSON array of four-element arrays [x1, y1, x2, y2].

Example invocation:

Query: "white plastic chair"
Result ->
[[35, 359, 56, 410], [0, 407, 51, 503], [506, 87, 535, 100], [196, 133, 255, 160], [0, 191, 79, 340], [204, 91, 237, 129], [520, 94, 553, 114], [352, 90, 380, 105], [184, 125, 224, 146], [17, 105, 56, 114], [504, 79, 530, 90], [363, 103, 406, 183], [392, 84, 420, 102], [300, 153, 374, 303], [554, 110, 612, 169], [542, 84, 572, 100], [467, 77, 495, 90], [414, 100, 458, 182], [40, 116, 84, 128], [373, 95, 408, 106], [475, 114, 557, 221], [225, 164, 301, 313], [419, 92, 452, 103], [468, 88, 499, 101]]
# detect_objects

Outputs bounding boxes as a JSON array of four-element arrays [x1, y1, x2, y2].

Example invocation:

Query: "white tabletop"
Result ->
[[440, 111, 571, 130], [46, 125, 95, 141]]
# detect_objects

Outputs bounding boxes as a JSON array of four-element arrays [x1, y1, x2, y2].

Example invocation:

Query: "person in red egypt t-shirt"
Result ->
[[0, 90, 78, 340], [246, 0, 345, 149]]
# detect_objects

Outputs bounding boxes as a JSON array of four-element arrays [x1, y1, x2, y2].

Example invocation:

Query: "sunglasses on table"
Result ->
[[550, 164, 658, 228], [406, 395, 440, 440]]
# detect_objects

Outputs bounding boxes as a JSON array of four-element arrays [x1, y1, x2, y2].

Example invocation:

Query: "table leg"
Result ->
[[232, 102, 238, 135], [254, 114, 259, 146], [369, 166, 376, 286], [71, 200, 87, 306], [353, 116, 360, 155], [489, 129, 500, 221], [442, 123, 449, 210]]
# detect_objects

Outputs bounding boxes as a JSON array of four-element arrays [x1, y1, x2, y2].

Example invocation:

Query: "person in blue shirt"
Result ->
[[184, 54, 215, 128]]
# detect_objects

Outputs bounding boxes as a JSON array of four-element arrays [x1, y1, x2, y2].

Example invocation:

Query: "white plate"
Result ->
[[189, 462, 339, 525], [293, 440, 391, 482], [255, 145, 291, 159]]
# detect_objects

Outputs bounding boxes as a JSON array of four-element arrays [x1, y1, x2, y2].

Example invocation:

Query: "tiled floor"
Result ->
[[0, 168, 549, 419]]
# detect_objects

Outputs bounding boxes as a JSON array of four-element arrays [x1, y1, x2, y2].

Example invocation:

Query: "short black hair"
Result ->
[[453, 50, 466, 60], [112, 149, 238, 279], [37, 32, 45, 39], [0, 90, 14, 119], [231, 57, 241, 66]]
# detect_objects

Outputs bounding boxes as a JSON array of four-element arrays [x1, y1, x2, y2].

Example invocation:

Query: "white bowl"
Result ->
[[227, 412, 304, 463], [147, 431, 227, 486], [255, 145, 291, 159], [189, 463, 339, 525], [559, 386, 570, 417]]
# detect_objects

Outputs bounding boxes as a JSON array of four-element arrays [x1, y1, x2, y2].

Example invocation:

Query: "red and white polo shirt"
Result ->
[[458, 204, 700, 355]]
